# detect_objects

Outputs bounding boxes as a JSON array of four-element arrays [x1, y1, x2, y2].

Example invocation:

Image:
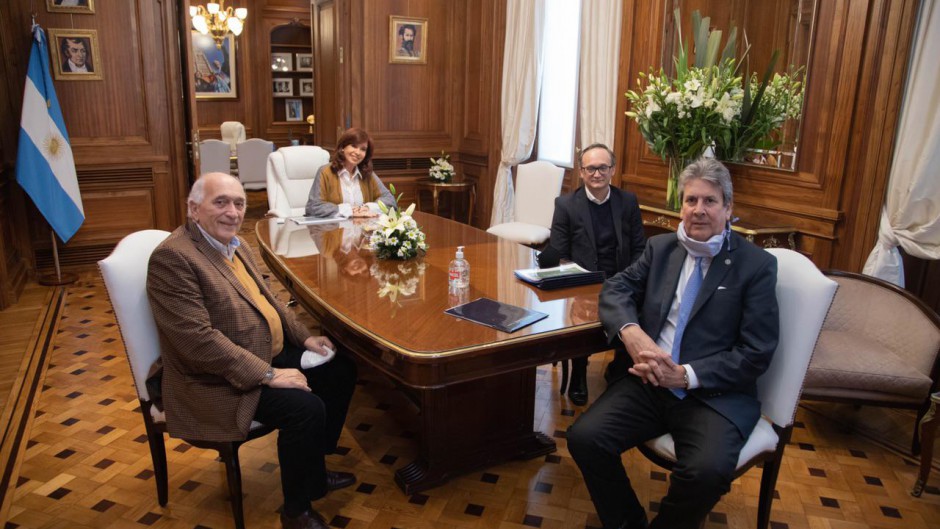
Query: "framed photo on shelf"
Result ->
[[273, 78, 293, 97], [192, 31, 237, 99], [271, 52, 292, 72], [389, 16, 427, 64], [48, 28, 103, 81], [299, 78, 314, 96], [285, 99, 303, 122], [46, 0, 94, 14], [295, 53, 313, 72]]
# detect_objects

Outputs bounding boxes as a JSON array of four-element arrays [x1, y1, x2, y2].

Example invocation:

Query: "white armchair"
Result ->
[[637, 249, 838, 529], [266, 145, 331, 218], [486, 161, 564, 246], [235, 138, 274, 190], [199, 139, 231, 175], [220, 121, 246, 154], [98, 230, 272, 529]]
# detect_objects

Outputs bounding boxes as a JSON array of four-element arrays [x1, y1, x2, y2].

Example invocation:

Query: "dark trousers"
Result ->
[[567, 376, 745, 529], [253, 342, 357, 517]]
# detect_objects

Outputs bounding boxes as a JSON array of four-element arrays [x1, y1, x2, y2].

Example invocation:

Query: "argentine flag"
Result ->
[[16, 24, 84, 243]]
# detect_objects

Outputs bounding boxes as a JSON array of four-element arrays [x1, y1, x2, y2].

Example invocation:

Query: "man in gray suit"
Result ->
[[541, 143, 646, 404], [567, 159, 779, 529]]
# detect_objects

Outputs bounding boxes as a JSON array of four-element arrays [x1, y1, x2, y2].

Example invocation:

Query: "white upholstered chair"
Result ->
[[266, 145, 331, 218], [236, 138, 274, 190], [220, 121, 246, 154], [98, 230, 272, 529], [199, 139, 232, 175], [487, 161, 565, 246], [637, 248, 838, 529]]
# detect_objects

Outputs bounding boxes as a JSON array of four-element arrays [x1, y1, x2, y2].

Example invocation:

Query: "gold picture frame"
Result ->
[[389, 16, 427, 65], [49, 28, 103, 81], [46, 0, 95, 14]]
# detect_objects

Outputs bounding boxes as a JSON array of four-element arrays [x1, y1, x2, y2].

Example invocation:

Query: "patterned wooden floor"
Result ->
[[2, 192, 939, 528]]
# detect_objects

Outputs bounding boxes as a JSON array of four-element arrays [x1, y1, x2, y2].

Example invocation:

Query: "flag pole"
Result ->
[[38, 231, 77, 286]]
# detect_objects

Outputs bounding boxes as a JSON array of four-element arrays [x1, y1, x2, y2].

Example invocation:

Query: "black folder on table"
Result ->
[[445, 297, 548, 333], [514, 263, 606, 290]]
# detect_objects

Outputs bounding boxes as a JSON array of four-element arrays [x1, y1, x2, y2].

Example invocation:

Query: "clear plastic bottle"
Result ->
[[448, 245, 470, 289]]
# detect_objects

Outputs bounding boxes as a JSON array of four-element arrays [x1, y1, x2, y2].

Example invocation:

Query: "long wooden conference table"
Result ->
[[257, 213, 610, 493]]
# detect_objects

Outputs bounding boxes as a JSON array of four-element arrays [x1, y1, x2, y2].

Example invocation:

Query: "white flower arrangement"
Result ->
[[369, 202, 428, 260], [429, 152, 454, 182]]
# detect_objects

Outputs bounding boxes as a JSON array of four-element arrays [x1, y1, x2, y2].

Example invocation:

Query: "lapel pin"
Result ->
[[725, 259, 731, 265]]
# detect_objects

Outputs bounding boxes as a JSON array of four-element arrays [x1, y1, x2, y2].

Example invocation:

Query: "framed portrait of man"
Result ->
[[273, 78, 293, 97], [49, 28, 102, 81], [389, 16, 427, 65], [46, 0, 94, 14], [299, 78, 314, 96], [192, 32, 237, 99]]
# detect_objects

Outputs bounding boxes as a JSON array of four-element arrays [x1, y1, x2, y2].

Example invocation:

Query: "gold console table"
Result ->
[[639, 204, 798, 250]]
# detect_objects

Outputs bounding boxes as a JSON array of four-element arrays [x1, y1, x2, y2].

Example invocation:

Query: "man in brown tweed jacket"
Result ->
[[147, 172, 357, 529]]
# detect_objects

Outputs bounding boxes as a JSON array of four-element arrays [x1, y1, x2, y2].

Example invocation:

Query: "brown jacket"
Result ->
[[147, 221, 312, 441]]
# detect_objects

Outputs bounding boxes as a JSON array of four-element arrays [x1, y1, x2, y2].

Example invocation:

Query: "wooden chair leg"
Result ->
[[560, 360, 570, 395], [757, 428, 791, 529], [912, 392, 940, 497], [219, 443, 246, 529], [141, 409, 168, 506]]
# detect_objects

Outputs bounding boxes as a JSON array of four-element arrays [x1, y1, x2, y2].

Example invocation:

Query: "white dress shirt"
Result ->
[[336, 167, 380, 217]]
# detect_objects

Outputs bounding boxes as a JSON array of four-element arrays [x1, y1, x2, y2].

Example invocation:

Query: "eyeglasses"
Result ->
[[580, 165, 612, 176]]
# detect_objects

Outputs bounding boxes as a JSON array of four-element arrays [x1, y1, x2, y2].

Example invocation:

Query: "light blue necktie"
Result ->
[[670, 257, 703, 398]]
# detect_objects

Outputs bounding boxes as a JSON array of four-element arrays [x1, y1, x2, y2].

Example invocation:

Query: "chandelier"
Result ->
[[189, 1, 247, 48]]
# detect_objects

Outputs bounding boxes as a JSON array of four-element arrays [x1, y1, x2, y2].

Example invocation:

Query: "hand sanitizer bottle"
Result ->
[[448, 246, 470, 289]]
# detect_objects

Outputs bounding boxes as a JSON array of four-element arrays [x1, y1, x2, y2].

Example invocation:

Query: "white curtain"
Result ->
[[578, 0, 623, 151], [862, 1, 940, 285], [490, 0, 545, 226]]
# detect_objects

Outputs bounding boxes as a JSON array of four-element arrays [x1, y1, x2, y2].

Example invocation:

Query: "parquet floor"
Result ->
[[2, 192, 939, 529]]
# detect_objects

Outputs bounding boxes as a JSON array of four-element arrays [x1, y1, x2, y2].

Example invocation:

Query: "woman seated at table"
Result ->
[[306, 127, 397, 218]]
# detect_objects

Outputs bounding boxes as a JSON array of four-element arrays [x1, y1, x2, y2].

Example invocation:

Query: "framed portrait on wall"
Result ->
[[389, 16, 427, 64], [192, 32, 237, 99], [271, 52, 293, 72], [273, 78, 293, 97], [48, 28, 102, 81], [46, 0, 95, 14], [285, 99, 303, 122], [295, 53, 313, 72], [299, 78, 314, 96]]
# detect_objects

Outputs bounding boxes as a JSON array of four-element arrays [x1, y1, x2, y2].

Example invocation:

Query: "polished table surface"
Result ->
[[257, 213, 609, 492]]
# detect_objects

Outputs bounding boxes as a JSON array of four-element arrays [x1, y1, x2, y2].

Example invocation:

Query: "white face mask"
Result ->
[[677, 221, 729, 258]]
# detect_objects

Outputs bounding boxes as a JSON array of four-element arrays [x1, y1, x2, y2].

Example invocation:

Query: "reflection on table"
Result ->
[[257, 213, 610, 493]]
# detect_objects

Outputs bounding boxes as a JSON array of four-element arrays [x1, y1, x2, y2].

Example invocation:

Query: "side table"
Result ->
[[416, 178, 476, 224], [912, 391, 940, 496]]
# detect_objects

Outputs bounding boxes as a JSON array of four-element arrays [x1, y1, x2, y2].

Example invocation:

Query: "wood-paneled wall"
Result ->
[[615, 0, 919, 271], [0, 0, 190, 309]]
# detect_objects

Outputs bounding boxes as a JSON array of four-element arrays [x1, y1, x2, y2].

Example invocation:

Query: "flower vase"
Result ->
[[665, 157, 684, 212]]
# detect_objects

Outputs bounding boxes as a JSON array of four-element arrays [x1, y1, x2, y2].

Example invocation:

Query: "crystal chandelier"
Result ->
[[189, 1, 247, 48]]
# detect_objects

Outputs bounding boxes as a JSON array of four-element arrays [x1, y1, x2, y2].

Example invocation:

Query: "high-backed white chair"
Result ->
[[236, 138, 274, 190], [266, 145, 331, 218], [199, 139, 232, 175], [486, 160, 564, 246], [98, 230, 273, 529], [220, 121, 246, 154], [637, 249, 837, 529]]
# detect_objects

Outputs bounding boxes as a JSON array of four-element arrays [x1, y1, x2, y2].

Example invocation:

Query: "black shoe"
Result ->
[[568, 366, 588, 406], [280, 508, 328, 529], [325, 470, 356, 491], [619, 513, 649, 529]]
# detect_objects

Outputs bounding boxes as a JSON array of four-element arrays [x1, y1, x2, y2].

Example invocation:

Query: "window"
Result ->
[[536, 0, 582, 168]]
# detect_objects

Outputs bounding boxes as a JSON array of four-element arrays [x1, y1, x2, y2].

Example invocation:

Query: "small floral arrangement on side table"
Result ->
[[429, 152, 455, 182], [370, 201, 429, 260]]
